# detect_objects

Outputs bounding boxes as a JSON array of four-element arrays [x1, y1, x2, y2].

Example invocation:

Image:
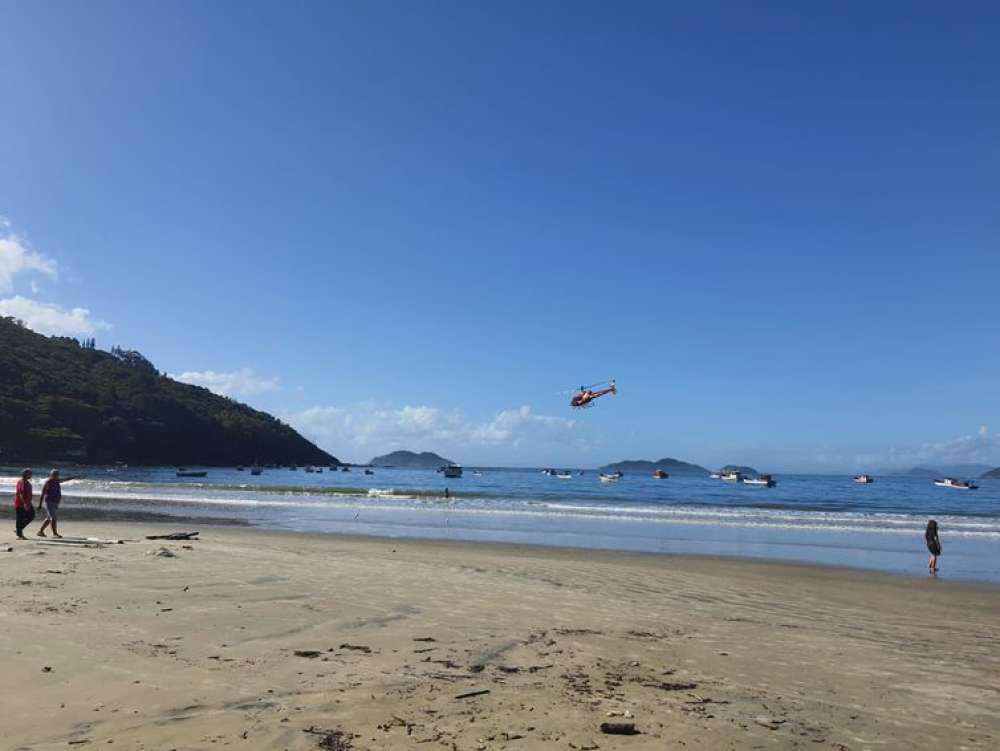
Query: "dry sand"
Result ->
[[3, 521, 998, 750]]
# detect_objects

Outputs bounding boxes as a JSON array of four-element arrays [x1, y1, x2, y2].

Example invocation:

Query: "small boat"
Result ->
[[316, 467, 323, 473], [364, 469, 374, 475], [599, 471, 623, 482], [721, 471, 743, 482], [653, 469, 669, 479], [555, 471, 573, 479], [743, 474, 776, 487], [341, 466, 351, 473], [176, 470, 207, 478], [236, 465, 245, 472], [329, 465, 338, 472], [304, 465, 315, 473], [934, 478, 978, 490], [709, 473, 720, 479], [541, 469, 554, 476], [439, 464, 463, 478], [854, 474, 874, 484], [250, 464, 263, 476], [289, 465, 298, 471]]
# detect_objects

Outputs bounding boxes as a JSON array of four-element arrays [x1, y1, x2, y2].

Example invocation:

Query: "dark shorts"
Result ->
[[43, 500, 60, 521], [15, 505, 36, 534]]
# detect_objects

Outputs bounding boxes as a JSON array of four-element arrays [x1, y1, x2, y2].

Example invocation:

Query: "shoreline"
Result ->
[[7, 506, 996, 586]]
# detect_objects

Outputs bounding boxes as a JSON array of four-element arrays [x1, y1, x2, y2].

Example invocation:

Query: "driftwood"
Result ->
[[146, 532, 199, 540], [454, 689, 490, 700], [600, 722, 639, 735]]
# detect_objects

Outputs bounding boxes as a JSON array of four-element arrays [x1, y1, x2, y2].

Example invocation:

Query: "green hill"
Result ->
[[600, 457, 709, 474], [0, 317, 335, 466], [369, 450, 454, 468]]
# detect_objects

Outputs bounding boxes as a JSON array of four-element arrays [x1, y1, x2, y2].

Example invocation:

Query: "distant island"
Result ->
[[600, 457, 709, 474], [0, 317, 335, 466], [899, 464, 991, 478], [369, 450, 454, 469], [981, 467, 1000, 479]]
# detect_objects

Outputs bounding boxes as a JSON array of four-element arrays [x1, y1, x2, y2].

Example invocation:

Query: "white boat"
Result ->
[[304, 465, 315, 473], [599, 471, 622, 482], [934, 478, 978, 490], [439, 464, 463, 478], [854, 474, 874, 484], [721, 471, 743, 482], [555, 471, 573, 479], [653, 469, 669, 479], [709, 473, 720, 479], [743, 474, 776, 487]]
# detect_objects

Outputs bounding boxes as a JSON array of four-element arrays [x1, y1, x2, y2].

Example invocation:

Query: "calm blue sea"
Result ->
[[6, 467, 999, 582]]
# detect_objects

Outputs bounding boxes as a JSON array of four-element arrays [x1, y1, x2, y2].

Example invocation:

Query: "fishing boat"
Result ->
[[854, 474, 874, 484], [934, 478, 978, 490], [721, 471, 743, 482], [743, 474, 776, 487], [555, 471, 573, 479], [652, 469, 669, 479], [439, 464, 463, 478], [599, 471, 623, 482], [176, 470, 207, 478]]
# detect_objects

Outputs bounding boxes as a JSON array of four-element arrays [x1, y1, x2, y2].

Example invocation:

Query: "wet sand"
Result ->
[[4, 522, 999, 750]]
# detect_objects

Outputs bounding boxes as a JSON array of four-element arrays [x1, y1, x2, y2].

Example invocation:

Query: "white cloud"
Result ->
[[807, 425, 998, 472], [0, 231, 58, 292], [0, 295, 110, 336], [285, 402, 582, 463], [170, 368, 282, 397]]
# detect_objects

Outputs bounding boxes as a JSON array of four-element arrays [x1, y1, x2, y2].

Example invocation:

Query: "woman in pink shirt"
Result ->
[[14, 468, 35, 539]]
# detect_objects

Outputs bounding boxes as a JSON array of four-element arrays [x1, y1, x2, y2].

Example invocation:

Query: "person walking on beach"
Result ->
[[14, 469, 35, 539], [925, 519, 941, 573], [37, 469, 80, 539]]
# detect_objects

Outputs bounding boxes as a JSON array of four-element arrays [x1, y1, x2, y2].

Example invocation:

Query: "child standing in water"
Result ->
[[925, 520, 941, 573]]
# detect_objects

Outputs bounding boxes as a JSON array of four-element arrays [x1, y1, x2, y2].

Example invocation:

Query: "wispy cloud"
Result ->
[[0, 227, 58, 292], [170, 368, 282, 397], [0, 220, 110, 336], [285, 402, 583, 463], [807, 425, 998, 472], [0, 295, 110, 336]]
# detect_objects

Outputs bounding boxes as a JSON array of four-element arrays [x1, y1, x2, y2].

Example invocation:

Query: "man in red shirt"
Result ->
[[14, 468, 35, 539]]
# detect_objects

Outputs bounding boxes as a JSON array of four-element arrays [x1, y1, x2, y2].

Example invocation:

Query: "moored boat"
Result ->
[[743, 474, 776, 487], [652, 469, 669, 479], [599, 471, 623, 482], [439, 464, 463, 478], [176, 470, 208, 478], [934, 477, 978, 490], [555, 471, 573, 479], [721, 471, 743, 482], [250, 464, 263, 476], [854, 473, 874, 484]]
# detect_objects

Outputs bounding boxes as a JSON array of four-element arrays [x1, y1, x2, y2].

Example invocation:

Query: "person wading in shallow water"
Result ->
[[37, 469, 81, 539], [925, 519, 942, 574], [13, 469, 35, 539]]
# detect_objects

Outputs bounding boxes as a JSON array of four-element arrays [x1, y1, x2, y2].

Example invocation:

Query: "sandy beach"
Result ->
[[4, 522, 998, 750]]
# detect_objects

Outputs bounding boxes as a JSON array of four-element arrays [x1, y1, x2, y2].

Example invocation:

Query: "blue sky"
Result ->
[[2, 1, 998, 470]]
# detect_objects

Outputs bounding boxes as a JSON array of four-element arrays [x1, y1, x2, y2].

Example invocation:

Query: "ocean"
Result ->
[[5, 466, 999, 582]]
